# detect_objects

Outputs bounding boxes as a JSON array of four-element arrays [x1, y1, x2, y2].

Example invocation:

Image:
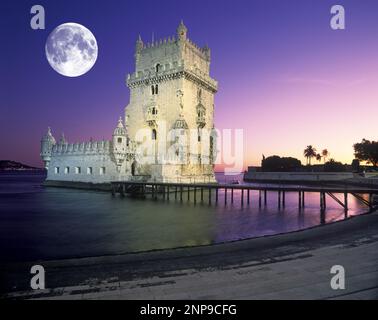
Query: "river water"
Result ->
[[0, 172, 369, 262]]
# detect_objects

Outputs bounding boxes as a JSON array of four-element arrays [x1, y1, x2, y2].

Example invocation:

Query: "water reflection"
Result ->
[[0, 172, 371, 262]]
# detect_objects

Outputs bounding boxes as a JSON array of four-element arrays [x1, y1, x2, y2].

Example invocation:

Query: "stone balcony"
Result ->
[[127, 65, 218, 93]]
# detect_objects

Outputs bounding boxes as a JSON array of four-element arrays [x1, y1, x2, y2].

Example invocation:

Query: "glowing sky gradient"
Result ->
[[1, 0, 378, 170]]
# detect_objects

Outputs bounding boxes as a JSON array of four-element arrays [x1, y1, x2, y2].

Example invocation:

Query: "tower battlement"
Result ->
[[138, 36, 210, 59], [133, 21, 212, 77]]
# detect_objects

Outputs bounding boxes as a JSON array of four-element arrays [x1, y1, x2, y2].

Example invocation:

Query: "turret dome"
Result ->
[[177, 20, 187, 41], [42, 127, 56, 144], [113, 117, 127, 136]]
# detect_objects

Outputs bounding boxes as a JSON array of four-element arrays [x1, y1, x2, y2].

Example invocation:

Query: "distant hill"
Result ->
[[0, 160, 43, 171]]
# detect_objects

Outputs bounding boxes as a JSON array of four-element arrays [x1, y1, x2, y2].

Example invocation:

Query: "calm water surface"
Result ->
[[0, 172, 370, 262]]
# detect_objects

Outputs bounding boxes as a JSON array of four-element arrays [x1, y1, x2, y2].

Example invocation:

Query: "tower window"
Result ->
[[54, 167, 60, 174], [152, 129, 157, 140], [64, 167, 70, 174], [87, 167, 93, 175], [100, 167, 106, 175], [151, 84, 159, 95], [156, 64, 161, 73], [75, 167, 81, 174], [117, 137, 122, 143]]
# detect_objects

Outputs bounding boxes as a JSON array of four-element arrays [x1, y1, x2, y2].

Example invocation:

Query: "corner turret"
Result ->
[[135, 35, 144, 61], [111, 117, 128, 171], [177, 20, 187, 41], [40, 127, 56, 169]]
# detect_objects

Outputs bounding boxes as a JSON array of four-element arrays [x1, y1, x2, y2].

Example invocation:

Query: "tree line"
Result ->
[[261, 139, 377, 172]]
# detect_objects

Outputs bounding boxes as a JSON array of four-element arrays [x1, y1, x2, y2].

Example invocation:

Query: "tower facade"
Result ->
[[125, 22, 218, 183]]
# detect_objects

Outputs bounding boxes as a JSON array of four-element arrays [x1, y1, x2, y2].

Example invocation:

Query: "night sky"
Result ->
[[2, 0, 378, 169]]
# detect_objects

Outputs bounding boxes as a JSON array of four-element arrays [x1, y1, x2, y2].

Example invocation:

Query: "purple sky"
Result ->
[[1, 0, 378, 170]]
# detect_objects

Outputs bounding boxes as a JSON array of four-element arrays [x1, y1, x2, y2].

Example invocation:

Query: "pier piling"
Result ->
[[110, 181, 377, 214], [259, 190, 262, 208], [298, 191, 302, 209], [302, 191, 305, 208]]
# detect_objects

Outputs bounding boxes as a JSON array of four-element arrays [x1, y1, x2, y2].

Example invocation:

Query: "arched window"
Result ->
[[151, 85, 155, 95], [156, 64, 161, 73], [155, 84, 158, 94], [131, 161, 137, 176], [152, 129, 157, 140]]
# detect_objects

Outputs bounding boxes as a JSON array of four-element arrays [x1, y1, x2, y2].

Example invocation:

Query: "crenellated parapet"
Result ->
[[51, 139, 112, 155], [138, 35, 177, 51], [138, 36, 209, 60]]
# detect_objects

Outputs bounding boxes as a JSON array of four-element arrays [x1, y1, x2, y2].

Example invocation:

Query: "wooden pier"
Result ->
[[111, 181, 378, 213]]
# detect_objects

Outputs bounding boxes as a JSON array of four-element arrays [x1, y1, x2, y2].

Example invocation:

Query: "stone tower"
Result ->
[[125, 22, 218, 183]]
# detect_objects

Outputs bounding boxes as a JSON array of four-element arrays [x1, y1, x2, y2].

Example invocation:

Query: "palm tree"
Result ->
[[316, 153, 322, 163], [304, 145, 317, 165], [322, 149, 329, 163]]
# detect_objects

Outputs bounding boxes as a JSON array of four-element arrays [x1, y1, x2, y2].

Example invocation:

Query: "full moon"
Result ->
[[45, 23, 98, 77]]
